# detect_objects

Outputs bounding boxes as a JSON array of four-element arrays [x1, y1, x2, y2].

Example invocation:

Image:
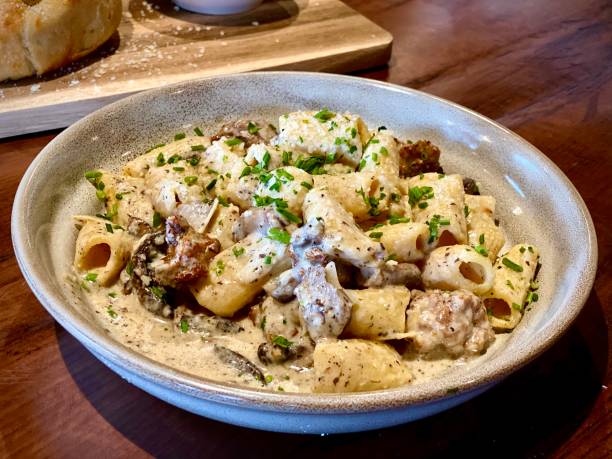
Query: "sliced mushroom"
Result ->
[[174, 306, 244, 336], [123, 231, 171, 317], [213, 345, 266, 385]]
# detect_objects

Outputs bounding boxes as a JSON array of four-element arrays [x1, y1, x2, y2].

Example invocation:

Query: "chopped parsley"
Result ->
[[187, 156, 200, 166], [125, 260, 134, 276], [224, 138, 243, 147], [247, 121, 260, 134], [369, 232, 383, 240], [179, 318, 189, 333], [502, 257, 523, 272], [193, 127, 204, 136], [217, 196, 229, 207], [214, 260, 225, 276], [107, 306, 118, 319], [276, 168, 295, 181], [150, 285, 166, 300], [184, 176, 198, 186], [152, 211, 162, 227], [174, 132, 186, 141], [173, 166, 185, 172], [267, 227, 291, 245], [512, 302, 523, 311], [300, 181, 313, 190], [167, 154, 182, 164], [239, 166, 252, 179], [282, 150, 292, 166], [264, 255, 272, 265], [313, 108, 336, 122], [464, 205, 470, 217], [145, 143, 166, 153], [84, 272, 98, 282], [427, 215, 450, 243], [389, 215, 410, 225], [408, 186, 434, 207], [272, 335, 293, 348], [295, 155, 326, 175], [277, 208, 301, 224], [206, 178, 217, 191], [232, 246, 245, 257], [105, 223, 114, 233], [191, 144, 205, 152], [156, 152, 165, 167], [84, 170, 102, 184], [526, 291, 539, 304], [506, 279, 515, 290], [96, 189, 107, 202]]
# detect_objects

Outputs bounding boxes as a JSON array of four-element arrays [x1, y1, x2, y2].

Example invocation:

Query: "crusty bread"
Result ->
[[0, 0, 122, 81]]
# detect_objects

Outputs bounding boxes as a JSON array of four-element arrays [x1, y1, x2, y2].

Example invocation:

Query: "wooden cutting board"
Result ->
[[0, 0, 392, 138]]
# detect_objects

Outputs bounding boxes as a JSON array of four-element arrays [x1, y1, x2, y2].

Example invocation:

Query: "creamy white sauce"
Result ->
[[76, 280, 507, 393]]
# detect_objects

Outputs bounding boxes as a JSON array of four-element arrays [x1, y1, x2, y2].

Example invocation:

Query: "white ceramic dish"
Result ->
[[12, 72, 597, 434]]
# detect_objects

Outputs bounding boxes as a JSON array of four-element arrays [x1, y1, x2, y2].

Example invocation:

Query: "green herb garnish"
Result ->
[[502, 257, 523, 272], [313, 108, 335, 122], [272, 335, 293, 348], [247, 121, 260, 134], [152, 211, 162, 227], [267, 227, 291, 245], [184, 176, 198, 186], [224, 138, 243, 147]]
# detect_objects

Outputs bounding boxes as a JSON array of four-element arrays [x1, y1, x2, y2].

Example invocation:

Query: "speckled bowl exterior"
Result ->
[[11, 72, 597, 434]]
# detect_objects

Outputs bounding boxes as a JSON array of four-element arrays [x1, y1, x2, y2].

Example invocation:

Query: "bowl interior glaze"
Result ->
[[12, 72, 597, 431]]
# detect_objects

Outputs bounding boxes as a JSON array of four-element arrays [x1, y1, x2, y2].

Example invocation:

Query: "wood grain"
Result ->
[[1, 0, 610, 457], [0, 0, 391, 138]]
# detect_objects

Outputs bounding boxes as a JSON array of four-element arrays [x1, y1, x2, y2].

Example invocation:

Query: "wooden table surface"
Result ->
[[1, 0, 610, 457]]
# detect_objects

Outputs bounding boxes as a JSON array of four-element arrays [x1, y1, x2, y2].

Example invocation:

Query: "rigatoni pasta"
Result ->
[[484, 244, 540, 330], [71, 108, 542, 394]]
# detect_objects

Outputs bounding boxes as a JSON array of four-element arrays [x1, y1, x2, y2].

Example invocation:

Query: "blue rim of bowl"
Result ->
[[11, 71, 598, 413]]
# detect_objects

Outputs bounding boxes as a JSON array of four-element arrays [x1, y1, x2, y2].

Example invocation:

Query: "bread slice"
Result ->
[[0, 0, 122, 81]]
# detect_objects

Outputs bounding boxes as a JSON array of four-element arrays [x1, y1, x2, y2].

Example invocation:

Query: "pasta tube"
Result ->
[[484, 244, 540, 330], [465, 195, 505, 261], [274, 110, 369, 167], [344, 286, 411, 340], [422, 244, 495, 295], [73, 217, 133, 286], [313, 339, 411, 392], [190, 233, 290, 316], [405, 173, 467, 249], [375, 222, 430, 262]]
